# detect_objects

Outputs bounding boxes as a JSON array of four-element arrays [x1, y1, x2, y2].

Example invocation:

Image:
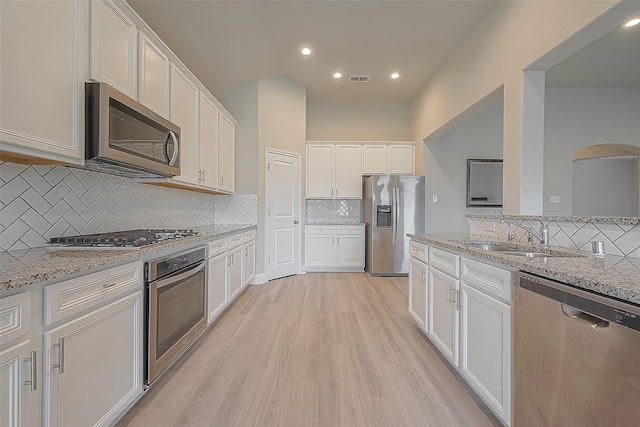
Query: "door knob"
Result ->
[[294, 220, 299, 224]]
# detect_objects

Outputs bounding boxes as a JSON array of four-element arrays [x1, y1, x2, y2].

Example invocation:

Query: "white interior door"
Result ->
[[266, 150, 301, 280]]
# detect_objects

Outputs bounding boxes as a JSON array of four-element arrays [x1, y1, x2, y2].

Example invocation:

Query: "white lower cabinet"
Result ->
[[409, 257, 428, 330], [227, 245, 243, 302], [208, 252, 228, 324], [306, 225, 365, 272], [1, 340, 37, 427], [460, 283, 512, 426], [428, 267, 460, 367], [243, 239, 256, 286], [44, 291, 143, 427]]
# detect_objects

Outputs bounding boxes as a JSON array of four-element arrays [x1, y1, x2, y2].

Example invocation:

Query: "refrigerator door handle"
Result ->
[[391, 187, 397, 245]]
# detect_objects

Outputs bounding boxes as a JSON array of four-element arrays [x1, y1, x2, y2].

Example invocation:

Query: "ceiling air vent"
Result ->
[[349, 75, 369, 82]]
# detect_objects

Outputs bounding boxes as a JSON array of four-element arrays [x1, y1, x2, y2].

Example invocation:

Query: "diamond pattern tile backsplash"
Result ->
[[0, 162, 257, 251], [306, 199, 362, 224], [470, 218, 640, 258]]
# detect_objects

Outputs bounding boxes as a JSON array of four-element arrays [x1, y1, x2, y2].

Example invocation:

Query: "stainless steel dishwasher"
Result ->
[[514, 272, 640, 427]]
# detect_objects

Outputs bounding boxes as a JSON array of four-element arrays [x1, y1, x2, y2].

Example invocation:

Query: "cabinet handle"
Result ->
[[53, 338, 65, 374], [103, 283, 117, 289], [449, 288, 457, 306], [421, 270, 426, 285], [337, 237, 340, 244], [332, 237, 335, 245], [331, 189, 334, 196], [245, 247, 248, 256], [24, 351, 37, 391], [335, 188, 338, 196], [220, 177, 224, 186], [202, 170, 205, 181]]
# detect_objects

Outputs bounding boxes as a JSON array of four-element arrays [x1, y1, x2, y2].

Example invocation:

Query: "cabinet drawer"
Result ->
[[336, 225, 363, 235], [429, 247, 460, 278], [44, 261, 143, 325], [461, 257, 513, 303], [243, 229, 256, 243], [0, 292, 31, 345], [208, 237, 229, 258], [228, 233, 244, 249], [307, 226, 335, 235], [409, 240, 428, 263]]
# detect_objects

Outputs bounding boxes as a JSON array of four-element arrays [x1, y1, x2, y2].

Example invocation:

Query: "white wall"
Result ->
[[411, 0, 620, 213], [543, 88, 640, 215], [423, 101, 503, 233], [225, 77, 306, 279], [306, 102, 410, 141]]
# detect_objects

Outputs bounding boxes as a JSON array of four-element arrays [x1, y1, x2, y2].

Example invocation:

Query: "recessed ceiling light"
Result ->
[[301, 47, 311, 56], [390, 72, 400, 79], [625, 18, 640, 28], [333, 72, 342, 79]]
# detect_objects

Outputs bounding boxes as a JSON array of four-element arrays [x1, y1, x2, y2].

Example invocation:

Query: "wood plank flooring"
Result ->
[[117, 273, 499, 427]]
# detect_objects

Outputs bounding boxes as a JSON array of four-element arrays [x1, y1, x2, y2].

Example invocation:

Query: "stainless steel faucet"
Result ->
[[500, 219, 549, 247]]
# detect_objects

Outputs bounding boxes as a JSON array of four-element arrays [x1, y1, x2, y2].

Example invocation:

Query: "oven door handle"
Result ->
[[153, 261, 206, 289]]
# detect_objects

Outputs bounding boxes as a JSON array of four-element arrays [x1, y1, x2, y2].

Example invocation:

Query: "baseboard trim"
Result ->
[[251, 273, 268, 285]]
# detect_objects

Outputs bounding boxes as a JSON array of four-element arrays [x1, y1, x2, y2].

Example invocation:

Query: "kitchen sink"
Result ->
[[449, 240, 575, 258], [499, 251, 556, 258]]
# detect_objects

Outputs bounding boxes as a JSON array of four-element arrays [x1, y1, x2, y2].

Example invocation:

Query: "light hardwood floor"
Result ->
[[117, 273, 499, 427]]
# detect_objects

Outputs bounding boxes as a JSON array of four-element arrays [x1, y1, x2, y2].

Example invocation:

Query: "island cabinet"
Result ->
[[42, 261, 144, 427], [409, 239, 514, 427], [408, 240, 428, 330]]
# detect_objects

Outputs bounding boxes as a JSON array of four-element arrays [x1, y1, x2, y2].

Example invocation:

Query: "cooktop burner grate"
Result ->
[[48, 229, 198, 248]]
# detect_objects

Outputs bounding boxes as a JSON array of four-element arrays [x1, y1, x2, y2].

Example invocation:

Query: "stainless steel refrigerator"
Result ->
[[364, 175, 425, 276]]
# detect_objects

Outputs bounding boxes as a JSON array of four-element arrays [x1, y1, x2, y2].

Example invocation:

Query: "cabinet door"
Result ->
[[208, 252, 228, 324], [1, 341, 36, 427], [428, 267, 460, 367], [228, 247, 244, 302], [44, 292, 143, 427], [306, 145, 334, 198], [460, 283, 512, 426], [170, 65, 200, 186], [243, 241, 256, 286], [409, 258, 428, 330], [199, 94, 220, 190], [138, 33, 170, 118], [388, 145, 414, 174], [90, 0, 137, 97], [0, 0, 84, 163], [218, 113, 235, 193], [306, 234, 335, 267], [334, 145, 363, 198], [362, 145, 388, 174], [335, 235, 364, 267]]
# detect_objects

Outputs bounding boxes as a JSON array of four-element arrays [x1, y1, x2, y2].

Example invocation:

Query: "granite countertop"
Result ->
[[305, 222, 365, 225], [0, 224, 256, 292], [409, 233, 640, 306], [465, 213, 640, 225]]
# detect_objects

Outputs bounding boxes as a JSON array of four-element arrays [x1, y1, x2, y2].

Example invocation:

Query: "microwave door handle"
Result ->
[[153, 261, 205, 289], [163, 130, 179, 166]]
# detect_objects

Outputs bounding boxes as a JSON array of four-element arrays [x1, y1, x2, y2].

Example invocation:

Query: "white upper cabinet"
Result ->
[[307, 144, 335, 198], [363, 145, 388, 174], [198, 93, 220, 190], [90, 0, 138, 98], [138, 33, 170, 118], [170, 65, 200, 186], [0, 0, 85, 164], [388, 144, 415, 174], [218, 113, 236, 193], [306, 144, 362, 199], [363, 143, 415, 175], [334, 145, 363, 198]]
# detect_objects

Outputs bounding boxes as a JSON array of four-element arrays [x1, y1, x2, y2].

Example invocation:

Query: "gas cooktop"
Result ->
[[48, 229, 199, 250]]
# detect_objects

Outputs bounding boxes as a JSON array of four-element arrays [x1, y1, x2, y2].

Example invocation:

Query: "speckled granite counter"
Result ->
[[465, 213, 640, 225], [0, 224, 256, 292], [305, 222, 364, 225], [409, 233, 640, 306]]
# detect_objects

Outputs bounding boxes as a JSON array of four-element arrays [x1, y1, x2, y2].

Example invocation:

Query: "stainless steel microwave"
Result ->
[[85, 82, 180, 178]]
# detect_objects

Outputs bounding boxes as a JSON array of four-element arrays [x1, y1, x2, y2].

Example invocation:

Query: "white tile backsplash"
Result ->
[[0, 162, 257, 250], [306, 199, 362, 224], [470, 217, 640, 258]]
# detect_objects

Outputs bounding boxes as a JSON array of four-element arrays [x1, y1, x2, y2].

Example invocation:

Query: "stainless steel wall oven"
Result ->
[[145, 247, 207, 386]]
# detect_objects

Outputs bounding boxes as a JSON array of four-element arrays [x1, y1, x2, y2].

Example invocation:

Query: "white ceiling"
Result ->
[[546, 21, 640, 88], [127, 0, 497, 103]]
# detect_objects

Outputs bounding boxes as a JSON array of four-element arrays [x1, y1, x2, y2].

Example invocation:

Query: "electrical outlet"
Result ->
[[550, 195, 560, 204], [432, 195, 438, 203], [484, 222, 496, 232]]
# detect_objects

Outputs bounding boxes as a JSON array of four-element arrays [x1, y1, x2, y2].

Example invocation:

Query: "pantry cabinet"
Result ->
[[0, 0, 85, 164], [306, 144, 362, 199], [306, 225, 365, 271], [90, 0, 138, 98]]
